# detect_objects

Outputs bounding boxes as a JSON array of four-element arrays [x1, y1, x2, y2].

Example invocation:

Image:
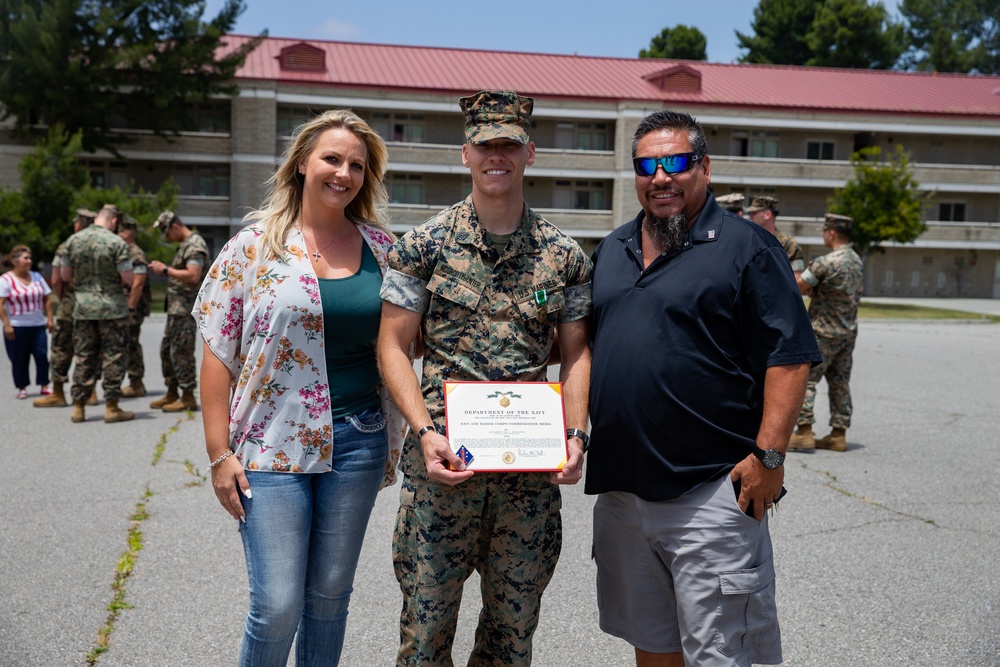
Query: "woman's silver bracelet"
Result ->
[[209, 450, 234, 469]]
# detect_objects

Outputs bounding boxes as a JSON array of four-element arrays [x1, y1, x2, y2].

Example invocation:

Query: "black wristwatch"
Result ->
[[162, 267, 169, 277], [416, 425, 436, 440], [566, 428, 589, 452], [753, 446, 785, 469]]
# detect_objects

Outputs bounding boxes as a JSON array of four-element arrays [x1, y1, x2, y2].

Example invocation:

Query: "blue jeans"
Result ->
[[3, 325, 48, 389], [238, 406, 387, 667]]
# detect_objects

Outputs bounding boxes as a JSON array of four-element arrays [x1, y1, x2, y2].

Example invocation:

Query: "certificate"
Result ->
[[443, 381, 568, 472]]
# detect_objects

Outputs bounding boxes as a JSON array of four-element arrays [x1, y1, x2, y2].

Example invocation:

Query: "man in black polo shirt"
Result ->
[[585, 110, 821, 667]]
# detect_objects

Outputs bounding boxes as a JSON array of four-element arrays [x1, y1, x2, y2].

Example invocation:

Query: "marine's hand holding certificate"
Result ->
[[443, 381, 568, 472]]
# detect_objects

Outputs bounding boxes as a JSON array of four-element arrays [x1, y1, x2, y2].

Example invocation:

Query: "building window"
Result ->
[[372, 112, 425, 143], [189, 102, 231, 133], [806, 140, 834, 160], [554, 121, 611, 151], [939, 202, 966, 222], [173, 164, 230, 197], [84, 160, 129, 188], [388, 174, 424, 204], [911, 271, 921, 287], [750, 131, 780, 158], [277, 106, 315, 136], [554, 180, 609, 210]]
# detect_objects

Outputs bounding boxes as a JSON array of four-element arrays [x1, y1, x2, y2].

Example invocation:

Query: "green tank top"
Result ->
[[318, 242, 382, 419]]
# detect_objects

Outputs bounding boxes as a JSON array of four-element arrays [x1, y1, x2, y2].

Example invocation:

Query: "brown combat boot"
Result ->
[[162, 388, 198, 413], [104, 398, 135, 423], [87, 388, 99, 406], [816, 428, 848, 452], [150, 385, 179, 409], [122, 378, 146, 398], [71, 400, 86, 423], [34, 382, 68, 408], [788, 425, 815, 451]]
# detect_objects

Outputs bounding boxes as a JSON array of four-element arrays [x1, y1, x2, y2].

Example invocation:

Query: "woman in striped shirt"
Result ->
[[0, 245, 54, 399]]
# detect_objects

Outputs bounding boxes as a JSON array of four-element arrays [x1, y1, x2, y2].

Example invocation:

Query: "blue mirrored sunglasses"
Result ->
[[633, 152, 704, 176]]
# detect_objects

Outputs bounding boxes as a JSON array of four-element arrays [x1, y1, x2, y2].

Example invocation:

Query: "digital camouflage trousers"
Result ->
[[160, 314, 197, 390], [798, 333, 856, 430], [393, 472, 562, 667], [71, 318, 129, 402]]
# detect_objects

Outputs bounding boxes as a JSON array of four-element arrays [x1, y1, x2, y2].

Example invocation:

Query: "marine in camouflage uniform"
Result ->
[[379, 91, 593, 666], [35, 209, 97, 408], [119, 217, 152, 397], [148, 211, 208, 411], [745, 195, 805, 273], [790, 213, 863, 452], [62, 204, 135, 422]]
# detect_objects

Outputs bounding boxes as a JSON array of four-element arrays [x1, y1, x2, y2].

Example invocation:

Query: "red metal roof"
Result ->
[[221, 35, 1000, 118]]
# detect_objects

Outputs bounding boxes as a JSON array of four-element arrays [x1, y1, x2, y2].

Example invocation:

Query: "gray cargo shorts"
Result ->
[[592, 474, 782, 666]]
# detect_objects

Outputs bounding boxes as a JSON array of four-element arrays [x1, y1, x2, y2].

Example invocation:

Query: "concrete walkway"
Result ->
[[1, 314, 998, 666]]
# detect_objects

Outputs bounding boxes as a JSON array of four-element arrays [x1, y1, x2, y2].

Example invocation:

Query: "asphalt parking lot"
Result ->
[[1, 310, 998, 666]]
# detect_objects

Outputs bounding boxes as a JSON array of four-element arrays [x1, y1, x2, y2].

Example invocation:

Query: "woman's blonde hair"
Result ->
[[246, 109, 392, 259]]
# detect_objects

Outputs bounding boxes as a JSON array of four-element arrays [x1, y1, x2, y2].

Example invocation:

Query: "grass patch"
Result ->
[[858, 301, 999, 321], [85, 493, 151, 665]]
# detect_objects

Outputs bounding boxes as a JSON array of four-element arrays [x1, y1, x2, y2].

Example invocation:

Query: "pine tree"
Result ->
[[898, 0, 1000, 73], [807, 0, 904, 69], [640, 25, 708, 61], [0, 0, 264, 153], [737, 0, 821, 65]]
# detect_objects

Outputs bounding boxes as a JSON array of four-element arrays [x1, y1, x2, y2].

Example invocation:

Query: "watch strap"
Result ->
[[416, 425, 436, 440], [566, 427, 589, 452]]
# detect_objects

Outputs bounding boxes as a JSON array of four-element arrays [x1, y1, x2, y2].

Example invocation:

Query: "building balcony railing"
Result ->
[[781, 217, 1000, 247], [176, 196, 231, 218], [387, 203, 615, 235], [384, 142, 616, 174], [709, 156, 1000, 190]]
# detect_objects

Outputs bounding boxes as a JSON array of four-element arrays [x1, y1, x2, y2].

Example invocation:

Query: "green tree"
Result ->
[[0, 0, 264, 153], [1, 129, 179, 261], [74, 181, 180, 263], [640, 25, 708, 60], [807, 0, 904, 69], [737, 0, 821, 65], [828, 146, 929, 254], [13, 126, 88, 258], [898, 0, 1000, 73], [0, 189, 31, 256]]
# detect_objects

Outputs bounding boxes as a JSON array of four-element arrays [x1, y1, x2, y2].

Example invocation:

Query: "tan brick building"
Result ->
[[2, 36, 999, 298]]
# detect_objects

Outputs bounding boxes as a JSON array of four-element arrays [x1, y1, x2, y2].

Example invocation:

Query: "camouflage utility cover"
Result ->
[[460, 90, 533, 145], [63, 225, 132, 320], [380, 196, 592, 478], [745, 195, 779, 214], [715, 192, 744, 212], [804, 245, 863, 336], [166, 232, 209, 316]]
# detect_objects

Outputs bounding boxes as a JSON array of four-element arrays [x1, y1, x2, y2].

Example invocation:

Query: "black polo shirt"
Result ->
[[584, 198, 821, 502]]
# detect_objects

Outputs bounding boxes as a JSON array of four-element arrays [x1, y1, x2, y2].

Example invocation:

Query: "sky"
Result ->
[[204, 0, 768, 64]]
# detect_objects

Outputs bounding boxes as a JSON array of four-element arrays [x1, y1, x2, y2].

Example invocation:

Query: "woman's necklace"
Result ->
[[298, 221, 352, 261]]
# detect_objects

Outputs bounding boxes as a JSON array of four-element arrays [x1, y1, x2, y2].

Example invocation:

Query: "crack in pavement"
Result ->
[[83, 414, 194, 665]]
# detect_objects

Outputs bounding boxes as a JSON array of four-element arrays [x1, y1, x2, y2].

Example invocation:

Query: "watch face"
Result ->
[[758, 448, 785, 469]]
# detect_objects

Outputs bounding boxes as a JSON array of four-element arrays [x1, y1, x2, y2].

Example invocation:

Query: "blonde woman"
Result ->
[[194, 110, 405, 666]]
